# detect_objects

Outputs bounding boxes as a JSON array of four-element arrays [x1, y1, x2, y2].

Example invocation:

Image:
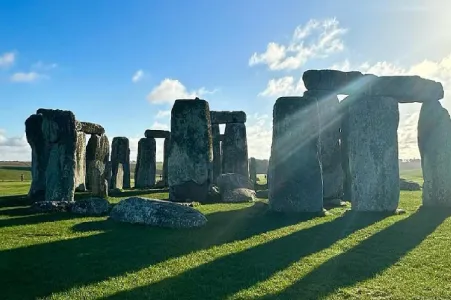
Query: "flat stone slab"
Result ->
[[302, 69, 444, 103], [76, 121, 105, 135], [211, 111, 246, 124], [110, 197, 207, 228], [30, 201, 73, 213], [71, 198, 110, 216], [144, 130, 170, 139]]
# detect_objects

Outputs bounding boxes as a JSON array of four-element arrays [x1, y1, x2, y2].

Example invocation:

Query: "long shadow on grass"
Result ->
[[0, 195, 31, 208], [0, 202, 321, 299], [104, 210, 386, 300], [260, 207, 451, 299]]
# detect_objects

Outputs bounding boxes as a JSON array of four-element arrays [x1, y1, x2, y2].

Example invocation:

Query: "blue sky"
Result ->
[[1, 0, 451, 161]]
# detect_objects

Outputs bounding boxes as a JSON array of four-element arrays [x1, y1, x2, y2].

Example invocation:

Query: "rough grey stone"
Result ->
[[162, 137, 170, 186], [144, 129, 170, 139], [77, 121, 105, 135], [217, 173, 255, 203], [211, 123, 222, 183], [268, 97, 323, 213], [111, 137, 131, 189], [75, 131, 86, 192], [39, 109, 77, 202], [222, 123, 249, 177], [256, 189, 269, 199], [110, 197, 207, 228], [168, 99, 213, 202], [346, 95, 400, 211], [210, 111, 246, 124], [31, 201, 72, 213], [91, 160, 108, 198], [222, 188, 255, 203], [25, 114, 49, 201], [135, 137, 156, 188], [86, 134, 110, 190], [418, 101, 451, 206], [249, 157, 257, 184], [71, 198, 110, 216], [400, 178, 421, 191], [302, 69, 444, 103]]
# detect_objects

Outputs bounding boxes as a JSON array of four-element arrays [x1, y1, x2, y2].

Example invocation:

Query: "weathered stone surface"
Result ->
[[302, 69, 444, 103], [144, 129, 170, 139], [249, 157, 257, 184], [91, 160, 108, 198], [135, 137, 156, 188], [162, 137, 170, 186], [222, 123, 249, 177], [25, 114, 49, 201], [75, 132, 86, 192], [111, 137, 131, 189], [210, 111, 246, 124], [418, 101, 451, 206], [168, 99, 213, 202], [77, 121, 105, 135], [211, 123, 222, 183], [268, 97, 323, 213], [40, 109, 77, 202], [304, 90, 343, 200], [256, 189, 269, 199], [346, 95, 399, 211], [400, 178, 421, 191], [71, 198, 110, 216], [31, 201, 72, 213], [86, 134, 110, 190], [217, 173, 255, 203], [222, 188, 255, 203], [110, 197, 207, 228], [105, 161, 112, 189], [113, 163, 124, 190]]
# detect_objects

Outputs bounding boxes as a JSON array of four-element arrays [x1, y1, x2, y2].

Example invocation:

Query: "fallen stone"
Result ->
[[144, 130, 170, 139], [210, 111, 246, 124], [400, 178, 421, 191], [135, 137, 156, 188], [222, 123, 249, 177], [110, 197, 207, 228], [222, 188, 255, 203], [77, 121, 105, 135], [217, 173, 255, 203], [71, 198, 110, 216], [31, 201, 72, 213]]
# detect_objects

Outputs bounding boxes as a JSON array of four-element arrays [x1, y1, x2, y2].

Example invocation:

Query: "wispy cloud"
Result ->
[[0, 52, 15, 68], [147, 78, 216, 104], [132, 69, 144, 83], [10, 72, 47, 83], [156, 110, 171, 119], [31, 61, 58, 71]]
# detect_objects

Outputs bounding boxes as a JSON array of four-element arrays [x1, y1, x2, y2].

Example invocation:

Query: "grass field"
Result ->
[[1, 167, 451, 299]]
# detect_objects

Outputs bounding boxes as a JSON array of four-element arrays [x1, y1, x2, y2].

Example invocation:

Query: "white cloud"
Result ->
[[0, 52, 15, 68], [259, 76, 306, 97], [151, 121, 169, 131], [156, 110, 171, 119], [31, 61, 58, 71], [132, 70, 144, 83], [0, 130, 30, 161], [10, 72, 46, 83], [147, 78, 215, 104], [249, 18, 347, 71]]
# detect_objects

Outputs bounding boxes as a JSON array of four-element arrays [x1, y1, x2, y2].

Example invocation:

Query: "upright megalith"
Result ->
[[346, 95, 400, 211], [168, 99, 213, 202], [111, 137, 131, 189], [25, 114, 50, 201], [268, 97, 323, 213], [162, 137, 170, 186], [86, 134, 110, 190], [135, 137, 157, 188], [211, 123, 221, 182], [418, 101, 451, 207], [91, 160, 108, 198], [74, 132, 87, 192], [340, 98, 352, 202], [249, 157, 257, 184], [303, 90, 343, 201], [37, 108, 77, 202], [222, 122, 249, 177], [143, 129, 171, 187]]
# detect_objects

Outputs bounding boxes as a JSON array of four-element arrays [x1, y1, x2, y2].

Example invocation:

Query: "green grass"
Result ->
[[1, 173, 451, 299]]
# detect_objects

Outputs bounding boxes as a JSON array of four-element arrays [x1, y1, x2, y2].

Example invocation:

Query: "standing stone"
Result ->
[[38, 108, 77, 202], [91, 160, 108, 198], [268, 97, 323, 213], [113, 163, 124, 190], [304, 91, 343, 201], [346, 95, 399, 211], [111, 137, 131, 189], [135, 137, 157, 188], [211, 123, 222, 183], [340, 98, 352, 202], [105, 161, 112, 188], [162, 137, 170, 186], [418, 101, 451, 207], [75, 132, 86, 192], [168, 99, 213, 202], [86, 134, 110, 190], [25, 114, 50, 201], [222, 123, 249, 177], [249, 157, 257, 184]]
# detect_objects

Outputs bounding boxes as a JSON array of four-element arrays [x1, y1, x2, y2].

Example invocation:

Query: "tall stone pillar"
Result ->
[[211, 123, 221, 182], [111, 137, 131, 189], [75, 132, 87, 192], [222, 122, 249, 177], [304, 90, 343, 201], [340, 98, 352, 202], [163, 137, 170, 186], [418, 101, 451, 207], [346, 95, 400, 211], [268, 97, 323, 213], [168, 99, 213, 202], [25, 114, 50, 201], [135, 137, 157, 188], [85, 134, 109, 196]]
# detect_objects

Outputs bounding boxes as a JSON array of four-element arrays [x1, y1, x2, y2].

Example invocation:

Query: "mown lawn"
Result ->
[[1, 169, 451, 299]]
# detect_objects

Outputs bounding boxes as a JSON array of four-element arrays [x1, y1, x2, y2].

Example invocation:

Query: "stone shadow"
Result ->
[[103, 211, 386, 299]]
